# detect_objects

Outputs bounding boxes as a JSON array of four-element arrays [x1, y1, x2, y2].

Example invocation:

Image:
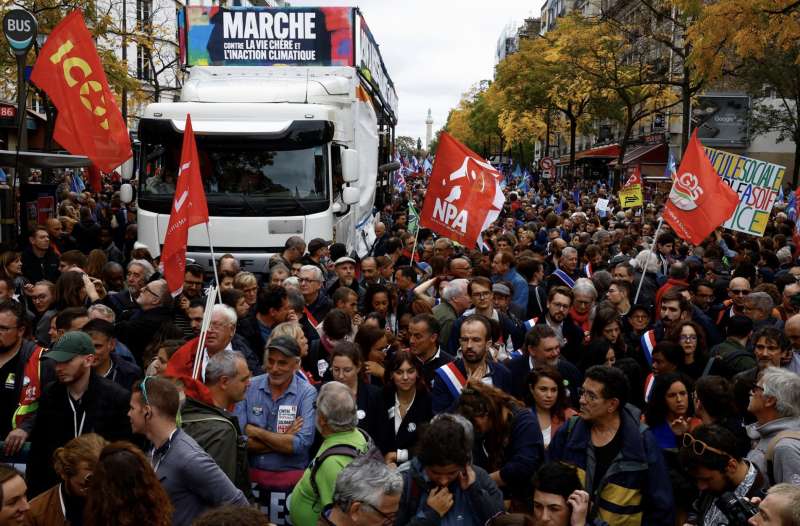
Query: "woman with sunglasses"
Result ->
[[26, 433, 107, 525], [377, 350, 432, 466]]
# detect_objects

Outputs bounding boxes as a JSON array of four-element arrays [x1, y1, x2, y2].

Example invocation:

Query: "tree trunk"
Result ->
[[544, 108, 551, 158], [793, 134, 800, 186], [569, 114, 577, 179], [681, 62, 692, 155]]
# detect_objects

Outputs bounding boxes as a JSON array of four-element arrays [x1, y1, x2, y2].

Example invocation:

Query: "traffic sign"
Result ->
[[3, 9, 37, 56], [540, 157, 554, 178]]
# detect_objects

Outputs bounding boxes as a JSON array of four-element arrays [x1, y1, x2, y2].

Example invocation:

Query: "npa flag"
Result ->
[[420, 132, 504, 249], [30, 10, 131, 172], [663, 130, 739, 245], [161, 115, 209, 295]]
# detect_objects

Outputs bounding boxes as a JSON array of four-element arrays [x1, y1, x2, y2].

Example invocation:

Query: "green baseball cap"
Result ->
[[42, 332, 95, 363]]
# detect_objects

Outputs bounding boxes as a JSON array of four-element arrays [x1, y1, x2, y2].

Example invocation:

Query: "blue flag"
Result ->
[[789, 190, 797, 222], [70, 172, 85, 193], [665, 150, 677, 180], [513, 164, 522, 178], [555, 197, 565, 214], [572, 188, 581, 205]]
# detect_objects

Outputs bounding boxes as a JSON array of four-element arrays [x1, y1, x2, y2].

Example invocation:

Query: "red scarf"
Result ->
[[569, 307, 592, 342]]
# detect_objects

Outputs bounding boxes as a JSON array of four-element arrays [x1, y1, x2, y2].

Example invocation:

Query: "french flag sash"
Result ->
[[523, 317, 539, 332], [552, 269, 575, 288], [584, 263, 593, 278], [641, 330, 657, 366], [434, 362, 467, 399], [644, 372, 656, 402]]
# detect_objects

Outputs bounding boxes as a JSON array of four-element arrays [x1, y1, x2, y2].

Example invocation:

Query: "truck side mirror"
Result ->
[[342, 187, 359, 205], [342, 149, 359, 183], [120, 183, 133, 204], [120, 157, 134, 181]]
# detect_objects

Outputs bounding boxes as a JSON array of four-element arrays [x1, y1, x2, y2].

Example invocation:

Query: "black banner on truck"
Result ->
[[182, 6, 354, 67]]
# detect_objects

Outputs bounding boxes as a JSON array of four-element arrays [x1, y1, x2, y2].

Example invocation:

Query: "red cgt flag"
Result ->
[[420, 132, 505, 249], [30, 10, 131, 172], [161, 115, 209, 295], [663, 130, 739, 245]]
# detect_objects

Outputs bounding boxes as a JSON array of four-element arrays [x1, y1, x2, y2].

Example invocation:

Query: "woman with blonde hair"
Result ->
[[84, 441, 173, 526], [26, 433, 107, 525], [233, 271, 259, 310]]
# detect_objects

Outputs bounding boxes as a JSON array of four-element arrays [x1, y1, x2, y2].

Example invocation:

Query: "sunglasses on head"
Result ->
[[682, 433, 732, 459]]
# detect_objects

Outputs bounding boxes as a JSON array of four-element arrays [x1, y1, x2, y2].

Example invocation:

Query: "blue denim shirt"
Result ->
[[493, 269, 529, 312], [233, 373, 317, 471]]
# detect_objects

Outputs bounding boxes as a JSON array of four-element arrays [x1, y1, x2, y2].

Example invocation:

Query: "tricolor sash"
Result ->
[[523, 317, 539, 332], [584, 263, 593, 278], [644, 373, 656, 402], [552, 269, 576, 288], [434, 362, 467, 399], [304, 306, 319, 327], [641, 330, 657, 366]]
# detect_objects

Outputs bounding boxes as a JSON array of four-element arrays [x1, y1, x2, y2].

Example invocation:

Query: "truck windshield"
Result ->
[[137, 119, 332, 216]]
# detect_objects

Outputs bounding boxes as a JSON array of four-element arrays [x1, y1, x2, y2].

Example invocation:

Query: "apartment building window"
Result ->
[[136, 0, 152, 31], [137, 45, 151, 81]]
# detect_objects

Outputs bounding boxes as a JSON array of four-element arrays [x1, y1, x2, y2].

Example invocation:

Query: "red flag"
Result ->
[[161, 115, 209, 294], [419, 132, 504, 248], [663, 130, 739, 245], [30, 10, 131, 172], [623, 165, 642, 187]]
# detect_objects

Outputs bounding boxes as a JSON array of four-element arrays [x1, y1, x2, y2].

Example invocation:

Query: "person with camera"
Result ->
[[679, 423, 769, 526]]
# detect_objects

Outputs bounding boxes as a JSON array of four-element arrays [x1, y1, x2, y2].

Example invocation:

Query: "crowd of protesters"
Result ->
[[1, 172, 800, 526]]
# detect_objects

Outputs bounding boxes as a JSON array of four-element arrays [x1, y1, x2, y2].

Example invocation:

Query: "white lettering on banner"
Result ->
[[432, 198, 468, 233], [223, 11, 316, 40]]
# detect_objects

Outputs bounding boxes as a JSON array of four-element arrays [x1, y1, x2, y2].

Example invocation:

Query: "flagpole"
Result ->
[[193, 285, 217, 380], [410, 227, 420, 263], [634, 216, 664, 305], [204, 223, 223, 304]]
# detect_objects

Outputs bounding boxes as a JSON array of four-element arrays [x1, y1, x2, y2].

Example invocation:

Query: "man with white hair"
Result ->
[[545, 246, 582, 291], [746, 367, 800, 485], [299, 264, 332, 326], [319, 457, 402, 526], [432, 278, 471, 350], [289, 381, 369, 525], [105, 258, 155, 318], [166, 304, 250, 402], [631, 249, 661, 309]]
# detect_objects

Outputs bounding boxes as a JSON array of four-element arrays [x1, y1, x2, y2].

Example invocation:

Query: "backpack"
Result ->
[[308, 428, 383, 500], [765, 430, 800, 484]]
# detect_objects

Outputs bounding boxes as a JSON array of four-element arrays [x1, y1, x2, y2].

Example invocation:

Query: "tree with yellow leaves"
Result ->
[[689, 0, 800, 182]]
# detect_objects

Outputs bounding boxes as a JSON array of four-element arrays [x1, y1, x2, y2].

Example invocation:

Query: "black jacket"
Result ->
[[114, 306, 174, 364], [508, 354, 582, 408], [27, 373, 132, 497], [21, 247, 59, 284], [103, 353, 142, 392], [375, 389, 433, 460]]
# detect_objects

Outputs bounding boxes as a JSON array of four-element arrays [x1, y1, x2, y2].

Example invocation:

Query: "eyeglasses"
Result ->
[[298, 277, 320, 284], [141, 287, 161, 300], [750, 384, 765, 395], [578, 387, 600, 402], [31, 294, 49, 302], [680, 335, 698, 342], [471, 291, 492, 299], [682, 433, 732, 459], [360, 501, 397, 525], [730, 289, 750, 296], [550, 302, 571, 310]]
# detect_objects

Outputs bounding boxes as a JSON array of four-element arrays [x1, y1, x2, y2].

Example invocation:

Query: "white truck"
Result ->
[[132, 6, 397, 272]]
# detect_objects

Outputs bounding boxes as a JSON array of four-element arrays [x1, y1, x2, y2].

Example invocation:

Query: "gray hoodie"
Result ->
[[746, 416, 800, 485]]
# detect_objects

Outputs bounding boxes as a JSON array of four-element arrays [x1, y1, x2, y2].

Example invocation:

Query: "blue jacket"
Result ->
[[548, 409, 675, 526], [431, 359, 512, 414]]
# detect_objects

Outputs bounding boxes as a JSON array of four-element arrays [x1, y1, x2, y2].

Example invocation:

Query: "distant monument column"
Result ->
[[425, 108, 433, 149]]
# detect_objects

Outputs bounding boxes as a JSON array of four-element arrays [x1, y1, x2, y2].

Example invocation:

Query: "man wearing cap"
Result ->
[[492, 282, 526, 322], [325, 257, 364, 300], [234, 335, 317, 504], [26, 332, 132, 497], [302, 238, 330, 278]]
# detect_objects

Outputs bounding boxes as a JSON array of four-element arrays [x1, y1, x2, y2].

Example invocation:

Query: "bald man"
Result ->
[[716, 277, 751, 334]]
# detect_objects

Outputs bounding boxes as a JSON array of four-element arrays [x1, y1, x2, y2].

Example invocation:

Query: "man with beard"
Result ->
[[27, 332, 131, 497], [432, 315, 512, 413], [509, 324, 582, 408], [523, 287, 584, 366], [679, 424, 767, 526], [549, 366, 674, 526], [326, 257, 363, 299], [639, 290, 692, 367], [734, 327, 792, 421], [446, 277, 524, 357], [105, 259, 155, 319]]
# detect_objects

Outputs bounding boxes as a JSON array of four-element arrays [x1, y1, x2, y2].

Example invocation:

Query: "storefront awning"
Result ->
[[575, 144, 621, 160], [0, 150, 91, 169], [608, 143, 667, 166]]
